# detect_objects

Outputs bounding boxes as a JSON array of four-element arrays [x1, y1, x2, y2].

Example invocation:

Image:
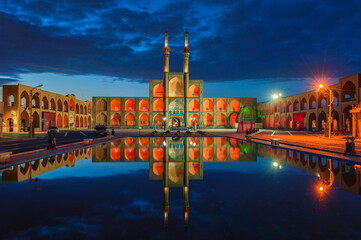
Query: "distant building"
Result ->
[[93, 31, 257, 129], [2, 84, 92, 133], [257, 73, 360, 136]]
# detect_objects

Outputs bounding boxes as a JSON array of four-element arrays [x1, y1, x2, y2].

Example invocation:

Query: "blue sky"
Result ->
[[0, 0, 360, 102]]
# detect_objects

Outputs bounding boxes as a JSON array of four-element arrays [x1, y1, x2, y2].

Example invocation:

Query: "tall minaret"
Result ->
[[183, 29, 190, 127], [163, 30, 170, 73], [183, 29, 190, 73], [163, 30, 170, 127]]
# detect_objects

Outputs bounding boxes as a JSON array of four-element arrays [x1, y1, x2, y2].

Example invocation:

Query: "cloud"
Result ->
[[0, 0, 360, 84]]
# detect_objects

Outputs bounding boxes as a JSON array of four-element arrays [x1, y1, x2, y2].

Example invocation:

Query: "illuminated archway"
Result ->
[[111, 99, 121, 111], [203, 113, 213, 126], [64, 114, 69, 127], [230, 99, 240, 112], [153, 113, 164, 126], [189, 99, 200, 111], [169, 77, 184, 97], [125, 99, 135, 111], [217, 99, 226, 111], [139, 113, 149, 126], [57, 114, 62, 128], [203, 99, 213, 111], [189, 84, 199, 97], [230, 113, 237, 127], [111, 113, 121, 126], [139, 99, 149, 111], [153, 84, 164, 97], [153, 99, 164, 111], [216, 113, 227, 126], [75, 116, 79, 127], [125, 113, 135, 126]]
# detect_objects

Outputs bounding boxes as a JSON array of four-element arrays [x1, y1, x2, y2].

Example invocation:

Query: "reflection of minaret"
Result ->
[[183, 29, 190, 127], [163, 138, 169, 227], [183, 137, 190, 227]]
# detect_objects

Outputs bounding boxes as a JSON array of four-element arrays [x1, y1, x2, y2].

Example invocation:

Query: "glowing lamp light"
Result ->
[[279, 165, 282, 169], [272, 94, 278, 99], [319, 186, 324, 191], [273, 162, 278, 167], [163, 141, 166, 146], [318, 84, 324, 89]]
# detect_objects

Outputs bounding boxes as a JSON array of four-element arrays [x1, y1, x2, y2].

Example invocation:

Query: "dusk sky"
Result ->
[[1, 0, 361, 102]]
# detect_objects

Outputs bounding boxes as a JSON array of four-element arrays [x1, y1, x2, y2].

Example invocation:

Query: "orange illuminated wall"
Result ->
[[153, 84, 164, 97], [189, 99, 200, 111], [153, 99, 164, 111], [139, 99, 149, 111], [125, 99, 135, 111], [111, 147, 121, 161], [189, 162, 200, 175], [153, 147, 164, 161], [111, 99, 121, 111], [188, 148, 200, 160], [189, 84, 199, 97], [203, 99, 213, 111]]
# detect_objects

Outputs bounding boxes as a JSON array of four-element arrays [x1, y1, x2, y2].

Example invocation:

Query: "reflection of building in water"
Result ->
[[2, 148, 92, 182], [92, 136, 258, 227], [92, 137, 257, 163], [258, 145, 361, 195]]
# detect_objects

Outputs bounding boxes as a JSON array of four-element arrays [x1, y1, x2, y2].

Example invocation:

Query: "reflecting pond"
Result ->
[[1, 137, 361, 239]]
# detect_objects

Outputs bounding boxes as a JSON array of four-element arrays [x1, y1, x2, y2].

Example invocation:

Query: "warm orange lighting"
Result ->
[[319, 186, 324, 191], [318, 84, 324, 89]]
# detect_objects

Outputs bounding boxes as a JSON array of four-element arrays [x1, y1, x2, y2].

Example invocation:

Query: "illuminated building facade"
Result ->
[[257, 73, 361, 135], [93, 31, 257, 129], [2, 84, 92, 133]]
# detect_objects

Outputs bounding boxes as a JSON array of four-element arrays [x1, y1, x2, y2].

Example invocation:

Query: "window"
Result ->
[[9, 95, 15, 107]]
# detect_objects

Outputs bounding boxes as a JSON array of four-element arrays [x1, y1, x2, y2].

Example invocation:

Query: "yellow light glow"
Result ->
[[318, 84, 324, 89], [319, 186, 324, 191], [272, 94, 278, 99], [273, 162, 278, 167]]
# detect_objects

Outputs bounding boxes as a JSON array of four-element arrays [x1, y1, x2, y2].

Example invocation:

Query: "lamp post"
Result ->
[[318, 84, 333, 138], [29, 84, 43, 138]]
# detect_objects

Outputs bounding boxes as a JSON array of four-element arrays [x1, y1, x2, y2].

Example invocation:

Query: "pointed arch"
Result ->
[[64, 101, 68, 112], [342, 81, 356, 102], [80, 116, 83, 127], [76, 116, 79, 127], [111, 113, 121, 126], [203, 113, 213, 126], [189, 114, 199, 127], [75, 103, 79, 113], [169, 77, 184, 97], [216, 113, 227, 126], [96, 99, 107, 111], [300, 98, 307, 110], [153, 84, 164, 97], [125, 113, 135, 126], [125, 99, 135, 111], [70, 99, 75, 111], [57, 114, 62, 128], [20, 91, 30, 107], [139, 99, 149, 111], [203, 99, 213, 111], [32, 111, 40, 128], [189, 84, 199, 97], [96, 112, 107, 125], [64, 114, 69, 127], [153, 99, 164, 111], [41, 96, 48, 109], [217, 99, 226, 111], [139, 113, 149, 126], [230, 99, 240, 112], [111, 99, 121, 111], [309, 95, 316, 109], [57, 99, 63, 111], [189, 99, 200, 111], [153, 113, 164, 126]]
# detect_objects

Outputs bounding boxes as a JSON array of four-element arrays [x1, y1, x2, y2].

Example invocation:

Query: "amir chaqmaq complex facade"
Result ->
[[93, 31, 257, 129]]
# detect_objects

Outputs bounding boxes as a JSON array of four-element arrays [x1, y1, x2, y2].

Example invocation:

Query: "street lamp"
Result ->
[[272, 93, 282, 100], [318, 84, 333, 138], [29, 84, 43, 138], [163, 117, 166, 130]]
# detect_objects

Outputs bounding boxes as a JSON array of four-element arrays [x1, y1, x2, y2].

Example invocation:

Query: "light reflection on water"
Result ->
[[1, 137, 361, 239]]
